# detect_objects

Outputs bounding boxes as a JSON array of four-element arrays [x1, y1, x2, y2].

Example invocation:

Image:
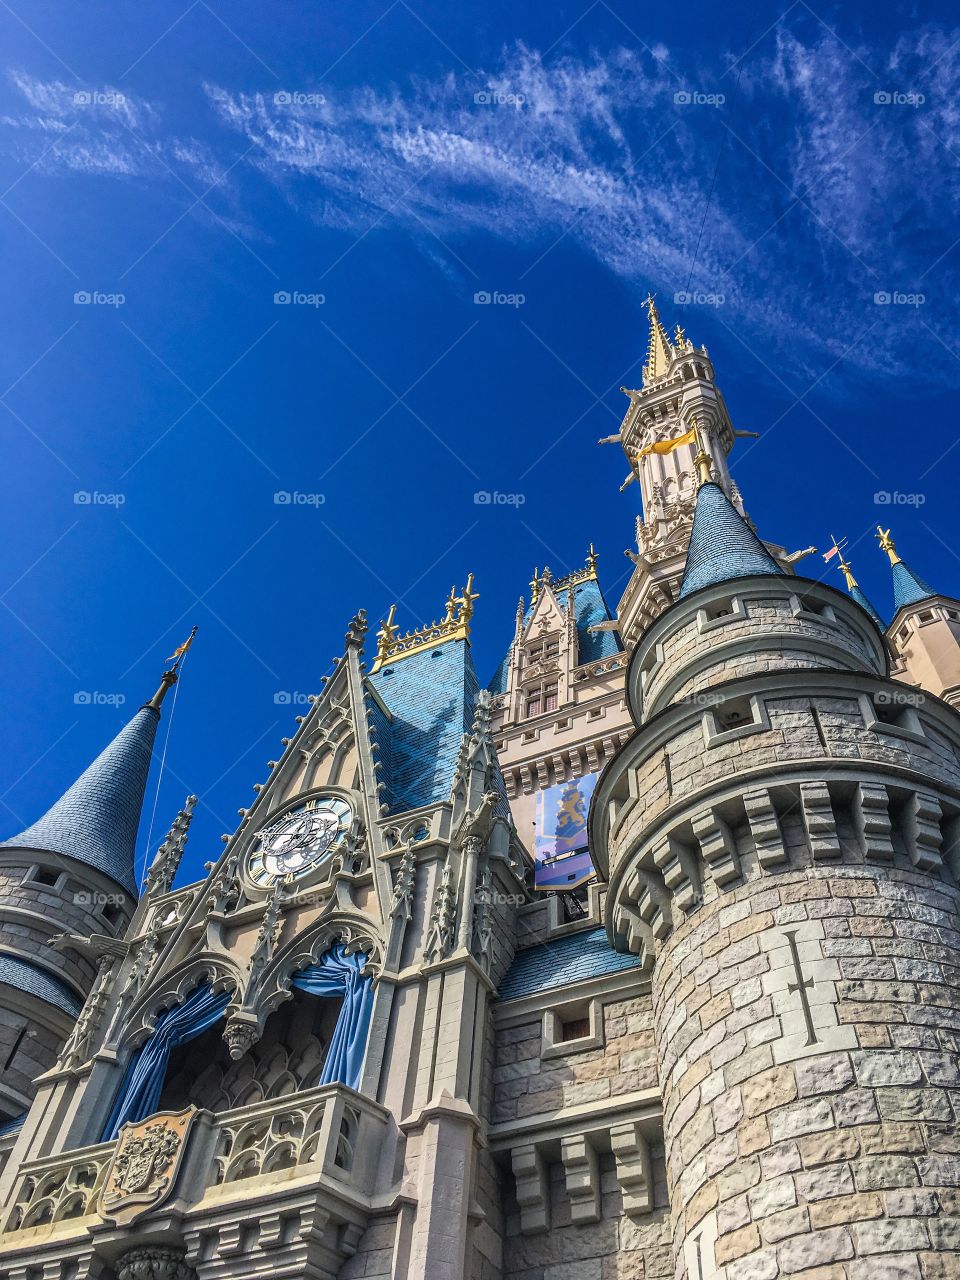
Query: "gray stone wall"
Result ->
[[502, 1152, 673, 1280], [493, 993, 659, 1125], [653, 864, 960, 1279]]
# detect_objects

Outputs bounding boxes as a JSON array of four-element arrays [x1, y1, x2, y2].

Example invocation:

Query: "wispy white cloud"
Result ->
[[201, 33, 960, 383], [6, 23, 960, 387], [2, 70, 222, 185]]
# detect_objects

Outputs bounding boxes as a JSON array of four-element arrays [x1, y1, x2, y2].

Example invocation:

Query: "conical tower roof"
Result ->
[[891, 561, 936, 612], [876, 526, 937, 613], [1, 706, 159, 895], [831, 547, 884, 629], [679, 482, 783, 599]]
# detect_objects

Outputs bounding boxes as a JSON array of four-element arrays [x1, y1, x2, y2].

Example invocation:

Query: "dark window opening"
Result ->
[[28, 868, 59, 888], [4, 1024, 27, 1071], [102, 903, 123, 931], [158, 989, 344, 1115], [560, 1017, 590, 1042]]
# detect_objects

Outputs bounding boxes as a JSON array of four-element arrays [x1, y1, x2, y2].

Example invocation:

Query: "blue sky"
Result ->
[[1, 0, 959, 887]]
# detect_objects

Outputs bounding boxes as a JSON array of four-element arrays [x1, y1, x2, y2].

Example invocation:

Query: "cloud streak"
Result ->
[[5, 20, 960, 387]]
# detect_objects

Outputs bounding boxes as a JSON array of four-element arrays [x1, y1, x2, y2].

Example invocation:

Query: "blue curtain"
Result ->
[[292, 944, 373, 1090], [102, 984, 230, 1141]]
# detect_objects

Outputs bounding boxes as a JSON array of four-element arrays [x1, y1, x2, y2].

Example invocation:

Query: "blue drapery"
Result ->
[[102, 983, 231, 1140], [291, 944, 373, 1090]]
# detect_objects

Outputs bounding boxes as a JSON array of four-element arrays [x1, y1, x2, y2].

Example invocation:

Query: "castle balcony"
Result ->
[[0, 1084, 395, 1280]]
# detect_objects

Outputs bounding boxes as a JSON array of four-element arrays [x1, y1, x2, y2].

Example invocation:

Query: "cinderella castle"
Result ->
[[0, 297, 958, 1280]]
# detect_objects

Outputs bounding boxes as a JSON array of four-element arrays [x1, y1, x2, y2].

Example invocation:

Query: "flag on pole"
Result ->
[[636, 427, 697, 458], [167, 626, 198, 663], [822, 545, 840, 562]]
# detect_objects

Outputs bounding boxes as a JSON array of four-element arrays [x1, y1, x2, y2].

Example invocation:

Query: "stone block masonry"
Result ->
[[653, 865, 960, 1280]]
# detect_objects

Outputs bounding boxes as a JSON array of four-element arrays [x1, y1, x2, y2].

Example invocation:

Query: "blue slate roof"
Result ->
[[498, 926, 643, 1000], [487, 576, 622, 695], [369, 639, 480, 813], [892, 560, 935, 612], [1, 706, 159, 895], [850, 583, 884, 629], [0, 951, 82, 1016], [679, 483, 783, 599]]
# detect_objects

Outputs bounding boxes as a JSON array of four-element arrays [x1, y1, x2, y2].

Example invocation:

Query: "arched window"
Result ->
[[103, 945, 374, 1140]]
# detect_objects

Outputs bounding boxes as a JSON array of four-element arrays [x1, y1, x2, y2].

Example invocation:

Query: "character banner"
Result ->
[[534, 773, 598, 891]]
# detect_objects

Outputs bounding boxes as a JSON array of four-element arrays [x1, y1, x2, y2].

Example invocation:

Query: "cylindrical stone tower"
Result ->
[[0, 696, 163, 1119], [592, 483, 960, 1279]]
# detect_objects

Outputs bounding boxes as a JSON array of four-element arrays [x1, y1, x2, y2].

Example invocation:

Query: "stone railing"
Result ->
[[3, 1140, 112, 1233], [207, 1084, 382, 1197], [1, 1085, 390, 1240]]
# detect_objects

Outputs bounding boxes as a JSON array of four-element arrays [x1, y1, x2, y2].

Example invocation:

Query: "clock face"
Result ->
[[247, 796, 352, 886]]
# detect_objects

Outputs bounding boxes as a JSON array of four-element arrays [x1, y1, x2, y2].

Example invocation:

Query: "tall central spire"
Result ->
[[642, 294, 675, 386]]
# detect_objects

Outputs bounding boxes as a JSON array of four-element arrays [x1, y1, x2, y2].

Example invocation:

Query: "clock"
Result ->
[[246, 796, 353, 887]]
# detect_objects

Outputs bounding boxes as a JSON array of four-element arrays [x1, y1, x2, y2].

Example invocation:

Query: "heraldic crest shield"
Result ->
[[100, 1107, 196, 1225]]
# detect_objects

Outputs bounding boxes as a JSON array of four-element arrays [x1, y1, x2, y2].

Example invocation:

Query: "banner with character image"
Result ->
[[534, 773, 598, 890]]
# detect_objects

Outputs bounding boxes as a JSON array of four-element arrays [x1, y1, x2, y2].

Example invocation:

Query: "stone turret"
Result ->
[[593, 480, 960, 1278], [879, 525, 960, 709], [0, 673, 172, 1119]]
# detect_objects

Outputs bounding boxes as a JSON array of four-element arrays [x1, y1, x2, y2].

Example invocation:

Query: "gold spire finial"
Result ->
[[147, 626, 198, 710], [530, 567, 541, 604], [586, 543, 598, 576], [457, 572, 478, 622], [643, 292, 676, 386], [830, 536, 859, 591], [370, 580, 479, 673], [876, 526, 901, 565], [444, 585, 458, 625]]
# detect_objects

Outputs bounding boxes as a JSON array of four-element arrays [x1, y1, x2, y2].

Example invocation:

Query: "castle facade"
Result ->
[[0, 298, 957, 1280]]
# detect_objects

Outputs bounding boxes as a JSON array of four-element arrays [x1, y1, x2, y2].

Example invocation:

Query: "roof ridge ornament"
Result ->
[[371, 575, 479, 672]]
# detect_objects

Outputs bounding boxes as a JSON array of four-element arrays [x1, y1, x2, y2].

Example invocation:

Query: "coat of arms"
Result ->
[[100, 1107, 196, 1225]]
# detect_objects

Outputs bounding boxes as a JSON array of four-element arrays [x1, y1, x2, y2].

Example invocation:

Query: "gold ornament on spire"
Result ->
[[827, 536, 859, 591], [147, 626, 198, 710], [371, 578, 480, 673], [876, 526, 901, 565]]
